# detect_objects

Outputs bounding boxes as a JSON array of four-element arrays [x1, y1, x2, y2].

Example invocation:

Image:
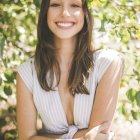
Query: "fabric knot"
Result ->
[[59, 125, 78, 139]]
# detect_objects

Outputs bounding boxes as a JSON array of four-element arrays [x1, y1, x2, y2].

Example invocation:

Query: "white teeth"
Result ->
[[56, 22, 74, 27]]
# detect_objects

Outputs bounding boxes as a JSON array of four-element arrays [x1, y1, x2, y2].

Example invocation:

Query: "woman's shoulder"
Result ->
[[17, 57, 35, 93], [93, 48, 125, 83], [18, 57, 34, 68], [17, 57, 35, 78], [93, 48, 124, 63]]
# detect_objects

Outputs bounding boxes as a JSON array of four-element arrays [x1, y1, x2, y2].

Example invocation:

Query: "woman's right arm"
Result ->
[[16, 74, 58, 140], [16, 73, 38, 140], [16, 74, 85, 140]]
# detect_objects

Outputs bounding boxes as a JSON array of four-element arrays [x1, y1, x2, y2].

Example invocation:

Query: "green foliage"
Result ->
[[89, 0, 140, 122], [118, 91, 140, 121], [126, 88, 137, 102], [33, 0, 41, 8], [0, 0, 140, 139], [0, 0, 38, 139], [0, 33, 5, 58], [91, 0, 140, 42], [136, 92, 140, 107]]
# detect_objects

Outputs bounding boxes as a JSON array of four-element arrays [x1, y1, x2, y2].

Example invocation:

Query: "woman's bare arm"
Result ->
[[16, 74, 63, 140], [16, 55, 123, 140], [16, 73, 85, 140], [73, 55, 124, 138]]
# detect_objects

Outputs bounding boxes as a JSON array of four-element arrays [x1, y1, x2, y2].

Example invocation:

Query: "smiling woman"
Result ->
[[16, 0, 124, 140], [47, 0, 84, 39]]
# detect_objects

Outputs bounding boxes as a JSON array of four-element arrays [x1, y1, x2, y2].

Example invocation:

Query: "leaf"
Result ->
[[122, 104, 127, 115], [122, 0, 127, 5], [131, 110, 140, 120], [87, 0, 95, 9], [4, 132, 13, 139], [120, 29, 131, 44], [0, 33, 5, 58], [126, 88, 137, 102], [8, 106, 16, 114], [133, 69, 140, 76], [99, 14, 106, 32], [4, 85, 12, 96], [0, 76, 2, 85], [118, 102, 127, 115], [136, 91, 140, 107], [99, 20, 105, 32], [0, 118, 7, 127], [33, 0, 41, 8], [4, 71, 15, 83], [0, 95, 7, 102]]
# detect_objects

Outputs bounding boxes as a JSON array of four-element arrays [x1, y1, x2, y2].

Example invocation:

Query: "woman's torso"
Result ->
[[17, 49, 124, 136]]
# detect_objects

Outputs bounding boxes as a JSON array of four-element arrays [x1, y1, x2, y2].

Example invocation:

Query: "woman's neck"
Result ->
[[54, 37, 77, 65]]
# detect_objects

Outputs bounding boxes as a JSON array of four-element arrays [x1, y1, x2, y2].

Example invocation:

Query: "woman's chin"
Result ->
[[54, 34, 77, 40]]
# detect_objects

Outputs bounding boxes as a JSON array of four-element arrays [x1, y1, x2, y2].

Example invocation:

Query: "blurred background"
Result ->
[[0, 0, 140, 140]]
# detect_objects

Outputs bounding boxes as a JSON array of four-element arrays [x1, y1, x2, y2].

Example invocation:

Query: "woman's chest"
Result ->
[[57, 74, 74, 125], [33, 83, 95, 132], [32, 70, 96, 131], [58, 87, 74, 125]]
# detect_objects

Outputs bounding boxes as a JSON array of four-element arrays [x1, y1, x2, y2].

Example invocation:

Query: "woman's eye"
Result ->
[[50, 3, 61, 7], [71, 4, 81, 8]]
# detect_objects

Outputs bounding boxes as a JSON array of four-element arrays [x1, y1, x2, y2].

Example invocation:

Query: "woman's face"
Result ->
[[47, 0, 84, 40]]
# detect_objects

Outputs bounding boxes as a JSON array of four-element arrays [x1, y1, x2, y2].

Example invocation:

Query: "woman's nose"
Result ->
[[62, 8, 70, 17]]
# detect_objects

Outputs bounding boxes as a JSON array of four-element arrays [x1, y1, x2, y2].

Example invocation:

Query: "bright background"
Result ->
[[0, 0, 140, 139]]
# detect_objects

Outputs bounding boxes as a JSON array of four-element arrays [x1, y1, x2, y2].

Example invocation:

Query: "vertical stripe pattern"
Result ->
[[17, 49, 124, 138]]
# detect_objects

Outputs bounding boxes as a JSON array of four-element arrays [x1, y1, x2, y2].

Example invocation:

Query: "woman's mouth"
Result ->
[[55, 22, 75, 29]]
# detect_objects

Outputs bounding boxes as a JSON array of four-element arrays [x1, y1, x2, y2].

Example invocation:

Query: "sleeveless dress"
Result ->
[[17, 49, 124, 139]]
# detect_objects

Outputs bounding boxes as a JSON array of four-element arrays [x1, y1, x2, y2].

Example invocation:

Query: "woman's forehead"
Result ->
[[50, 0, 83, 3]]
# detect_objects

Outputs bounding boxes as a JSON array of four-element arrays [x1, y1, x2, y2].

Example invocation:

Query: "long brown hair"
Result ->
[[34, 0, 94, 95]]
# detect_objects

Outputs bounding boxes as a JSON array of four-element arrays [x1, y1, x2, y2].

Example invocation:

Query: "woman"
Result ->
[[16, 0, 124, 139]]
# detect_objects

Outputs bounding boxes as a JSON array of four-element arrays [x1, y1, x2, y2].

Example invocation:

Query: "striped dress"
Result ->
[[17, 49, 124, 139]]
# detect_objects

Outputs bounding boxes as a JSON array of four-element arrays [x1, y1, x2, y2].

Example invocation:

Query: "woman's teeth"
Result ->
[[56, 22, 74, 28]]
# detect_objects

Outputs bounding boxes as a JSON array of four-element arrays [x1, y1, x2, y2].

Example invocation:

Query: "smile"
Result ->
[[55, 22, 75, 29]]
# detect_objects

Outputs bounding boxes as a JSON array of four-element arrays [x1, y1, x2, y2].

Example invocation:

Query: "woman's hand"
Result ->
[[73, 137, 85, 140], [84, 121, 113, 140]]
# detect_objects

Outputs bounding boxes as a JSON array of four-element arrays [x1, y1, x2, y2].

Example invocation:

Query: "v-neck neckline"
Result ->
[[54, 73, 75, 126]]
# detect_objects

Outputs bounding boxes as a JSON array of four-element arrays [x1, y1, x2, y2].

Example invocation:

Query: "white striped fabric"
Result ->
[[17, 49, 124, 139]]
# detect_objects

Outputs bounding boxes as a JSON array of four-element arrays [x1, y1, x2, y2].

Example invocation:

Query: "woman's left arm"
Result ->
[[74, 55, 124, 139]]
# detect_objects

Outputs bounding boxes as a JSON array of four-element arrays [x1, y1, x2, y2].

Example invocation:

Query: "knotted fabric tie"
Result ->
[[59, 125, 78, 139]]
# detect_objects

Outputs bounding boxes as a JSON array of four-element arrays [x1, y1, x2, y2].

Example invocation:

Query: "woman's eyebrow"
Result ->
[[73, 0, 82, 3], [50, 0, 61, 3], [71, 0, 82, 5]]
